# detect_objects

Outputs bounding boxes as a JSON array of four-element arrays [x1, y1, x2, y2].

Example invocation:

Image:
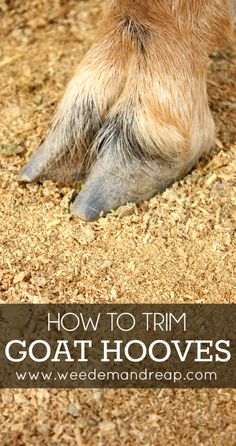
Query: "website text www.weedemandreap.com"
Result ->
[[15, 369, 217, 385], [0, 304, 235, 388]]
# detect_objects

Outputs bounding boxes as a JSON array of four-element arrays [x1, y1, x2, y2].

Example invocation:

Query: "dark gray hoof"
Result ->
[[16, 139, 57, 183], [16, 136, 84, 185], [70, 186, 106, 221], [16, 163, 42, 183], [69, 157, 167, 221]]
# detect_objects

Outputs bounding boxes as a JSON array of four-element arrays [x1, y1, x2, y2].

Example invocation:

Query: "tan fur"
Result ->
[[53, 0, 233, 167], [18, 0, 235, 220]]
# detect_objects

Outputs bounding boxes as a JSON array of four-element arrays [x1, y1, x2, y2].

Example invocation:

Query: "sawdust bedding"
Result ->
[[0, 1, 235, 445]]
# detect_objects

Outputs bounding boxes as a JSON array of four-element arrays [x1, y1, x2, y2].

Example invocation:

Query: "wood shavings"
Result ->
[[0, 1, 235, 445]]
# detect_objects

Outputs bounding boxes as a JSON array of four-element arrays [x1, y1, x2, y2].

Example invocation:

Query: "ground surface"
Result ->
[[0, 1, 235, 445]]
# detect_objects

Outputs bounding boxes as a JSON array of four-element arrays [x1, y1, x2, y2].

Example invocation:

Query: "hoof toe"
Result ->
[[70, 190, 105, 221], [16, 165, 40, 183]]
